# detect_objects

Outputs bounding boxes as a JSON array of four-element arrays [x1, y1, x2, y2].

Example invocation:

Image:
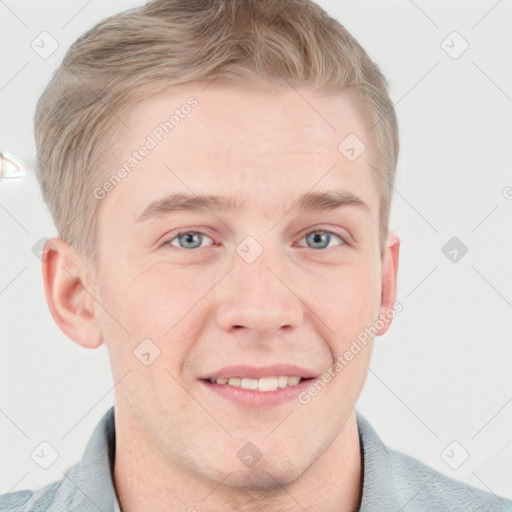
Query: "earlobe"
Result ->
[[376, 231, 400, 336], [41, 238, 103, 349]]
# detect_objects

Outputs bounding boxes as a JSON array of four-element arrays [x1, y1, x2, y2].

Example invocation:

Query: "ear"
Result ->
[[376, 230, 400, 336], [41, 238, 103, 349]]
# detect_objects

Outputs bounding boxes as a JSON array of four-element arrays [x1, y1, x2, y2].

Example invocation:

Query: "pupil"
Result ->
[[181, 233, 198, 248], [310, 232, 328, 248]]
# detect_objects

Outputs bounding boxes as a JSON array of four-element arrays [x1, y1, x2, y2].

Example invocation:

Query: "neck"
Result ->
[[113, 405, 363, 512]]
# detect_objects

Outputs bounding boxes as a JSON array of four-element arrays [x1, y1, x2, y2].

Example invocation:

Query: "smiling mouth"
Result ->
[[204, 376, 313, 392]]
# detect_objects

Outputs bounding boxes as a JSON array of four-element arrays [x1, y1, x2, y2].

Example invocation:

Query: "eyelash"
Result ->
[[160, 229, 349, 250]]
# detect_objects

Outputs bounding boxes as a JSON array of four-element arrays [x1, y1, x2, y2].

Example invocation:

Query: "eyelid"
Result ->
[[298, 221, 353, 241]]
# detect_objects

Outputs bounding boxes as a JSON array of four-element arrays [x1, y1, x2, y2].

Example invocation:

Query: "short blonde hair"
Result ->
[[35, 0, 399, 265]]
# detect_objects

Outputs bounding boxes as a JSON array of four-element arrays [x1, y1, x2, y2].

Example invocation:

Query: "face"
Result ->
[[87, 80, 397, 488]]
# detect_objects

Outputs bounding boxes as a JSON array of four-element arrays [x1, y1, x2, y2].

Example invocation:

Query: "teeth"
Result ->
[[241, 378, 258, 390], [209, 375, 303, 391], [258, 377, 278, 392], [277, 376, 288, 388]]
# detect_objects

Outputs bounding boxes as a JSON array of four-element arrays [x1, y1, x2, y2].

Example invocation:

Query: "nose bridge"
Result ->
[[215, 239, 303, 334]]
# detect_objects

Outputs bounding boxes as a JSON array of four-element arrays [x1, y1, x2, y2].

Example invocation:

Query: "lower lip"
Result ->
[[199, 378, 315, 407]]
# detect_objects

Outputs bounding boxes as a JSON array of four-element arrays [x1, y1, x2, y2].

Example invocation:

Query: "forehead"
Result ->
[[99, 80, 378, 224], [123, 80, 369, 150]]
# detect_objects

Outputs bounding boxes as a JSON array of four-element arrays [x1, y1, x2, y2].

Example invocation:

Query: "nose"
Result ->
[[214, 247, 304, 337]]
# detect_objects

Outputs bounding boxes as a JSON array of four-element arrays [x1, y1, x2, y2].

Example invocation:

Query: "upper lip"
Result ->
[[204, 364, 318, 380]]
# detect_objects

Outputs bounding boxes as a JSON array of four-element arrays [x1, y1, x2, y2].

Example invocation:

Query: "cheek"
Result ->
[[95, 262, 209, 366], [312, 264, 380, 403], [313, 259, 381, 338], [98, 261, 198, 327]]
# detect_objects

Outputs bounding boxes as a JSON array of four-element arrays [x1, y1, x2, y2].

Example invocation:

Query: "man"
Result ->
[[1, 0, 510, 511]]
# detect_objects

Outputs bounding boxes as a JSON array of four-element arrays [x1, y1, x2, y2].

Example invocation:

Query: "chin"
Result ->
[[220, 456, 307, 490]]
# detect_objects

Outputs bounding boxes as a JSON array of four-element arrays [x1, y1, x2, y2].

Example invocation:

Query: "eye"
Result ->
[[161, 231, 214, 250], [298, 230, 347, 250], [160, 229, 348, 251]]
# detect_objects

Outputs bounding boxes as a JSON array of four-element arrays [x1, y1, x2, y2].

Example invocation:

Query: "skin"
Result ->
[[42, 79, 400, 512]]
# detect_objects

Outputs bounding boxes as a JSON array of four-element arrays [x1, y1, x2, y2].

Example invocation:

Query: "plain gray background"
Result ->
[[1, 0, 511, 501]]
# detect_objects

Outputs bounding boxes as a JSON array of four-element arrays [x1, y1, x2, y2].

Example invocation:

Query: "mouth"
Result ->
[[199, 365, 317, 407], [204, 375, 311, 391]]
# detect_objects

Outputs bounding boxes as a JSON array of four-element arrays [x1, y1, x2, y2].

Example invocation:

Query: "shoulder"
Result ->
[[0, 480, 63, 512], [0, 489, 32, 512], [355, 410, 512, 511], [0, 407, 117, 512], [389, 447, 512, 511], [0, 454, 95, 511]]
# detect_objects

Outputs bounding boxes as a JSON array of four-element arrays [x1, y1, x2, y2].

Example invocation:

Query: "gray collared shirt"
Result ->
[[1, 406, 511, 511]]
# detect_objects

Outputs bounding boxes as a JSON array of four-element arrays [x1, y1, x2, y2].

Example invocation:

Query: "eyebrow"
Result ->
[[135, 190, 370, 223]]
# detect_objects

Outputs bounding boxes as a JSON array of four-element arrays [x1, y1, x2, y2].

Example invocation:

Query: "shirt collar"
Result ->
[[74, 406, 119, 511], [355, 409, 398, 511], [84, 407, 395, 512]]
